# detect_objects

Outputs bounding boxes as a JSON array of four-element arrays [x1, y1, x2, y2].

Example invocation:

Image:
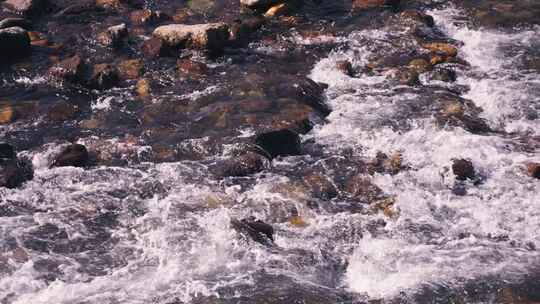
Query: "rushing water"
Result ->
[[1, 1, 540, 304]]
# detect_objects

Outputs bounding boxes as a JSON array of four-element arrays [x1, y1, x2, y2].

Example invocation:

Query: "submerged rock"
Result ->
[[0, 26, 31, 61], [51, 144, 89, 168], [213, 151, 269, 177], [48, 54, 86, 83], [153, 23, 230, 51], [141, 37, 172, 58], [255, 129, 301, 159], [452, 158, 475, 181], [231, 217, 274, 246], [0, 143, 33, 189]]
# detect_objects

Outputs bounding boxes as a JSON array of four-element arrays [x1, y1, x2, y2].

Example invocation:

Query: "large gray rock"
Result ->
[[2, 0, 47, 16], [153, 23, 230, 51], [0, 26, 31, 60]]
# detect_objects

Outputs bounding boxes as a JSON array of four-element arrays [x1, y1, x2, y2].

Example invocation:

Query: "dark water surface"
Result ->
[[1, 0, 540, 303]]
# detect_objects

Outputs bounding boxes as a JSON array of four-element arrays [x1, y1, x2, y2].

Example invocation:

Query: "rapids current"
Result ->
[[1, 2, 540, 304]]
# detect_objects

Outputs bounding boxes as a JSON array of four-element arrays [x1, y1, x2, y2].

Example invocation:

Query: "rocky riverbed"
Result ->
[[1, 0, 540, 303]]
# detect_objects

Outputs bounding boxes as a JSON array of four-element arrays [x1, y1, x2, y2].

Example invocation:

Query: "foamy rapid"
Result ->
[[309, 7, 540, 299]]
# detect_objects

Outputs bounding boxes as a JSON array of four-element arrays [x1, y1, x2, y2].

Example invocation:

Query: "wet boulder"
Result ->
[[51, 144, 89, 168], [98, 23, 128, 48], [177, 59, 207, 78], [213, 151, 269, 177], [526, 162, 540, 179], [452, 158, 475, 181], [0, 18, 32, 30], [0, 143, 33, 189], [231, 217, 274, 246], [47, 101, 80, 122], [255, 129, 301, 159], [153, 23, 230, 51], [422, 42, 458, 58], [0, 26, 31, 61], [303, 172, 338, 200], [2, 0, 47, 16]]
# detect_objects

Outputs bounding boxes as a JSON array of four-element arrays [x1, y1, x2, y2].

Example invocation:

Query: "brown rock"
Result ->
[[452, 158, 475, 181], [177, 59, 207, 77], [130, 9, 167, 25], [422, 42, 458, 57], [264, 3, 289, 18], [141, 37, 171, 58], [153, 23, 230, 51], [48, 55, 85, 82], [408, 58, 431, 73], [136, 78, 151, 98], [0, 104, 14, 124], [117, 59, 144, 80], [526, 162, 540, 179]]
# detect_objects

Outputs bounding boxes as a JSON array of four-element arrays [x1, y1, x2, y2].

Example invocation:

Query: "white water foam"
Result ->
[[309, 7, 540, 299]]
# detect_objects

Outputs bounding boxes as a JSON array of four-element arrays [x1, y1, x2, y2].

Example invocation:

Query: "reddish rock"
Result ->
[[344, 175, 383, 202], [177, 59, 207, 77], [3, 0, 47, 16], [117, 59, 144, 80], [336, 60, 354, 76], [48, 55, 86, 82], [526, 162, 540, 179], [141, 37, 171, 58]]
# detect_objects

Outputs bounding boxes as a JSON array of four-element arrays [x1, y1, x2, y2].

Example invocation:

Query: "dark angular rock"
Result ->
[[213, 151, 268, 177], [51, 144, 89, 168], [231, 217, 274, 246], [0, 145, 33, 189], [88, 64, 119, 89], [429, 67, 457, 82], [255, 129, 301, 159], [0, 26, 31, 61], [0, 143, 16, 159], [452, 158, 475, 181]]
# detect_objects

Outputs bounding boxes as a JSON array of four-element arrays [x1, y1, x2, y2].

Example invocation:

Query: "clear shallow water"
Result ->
[[1, 3, 540, 304]]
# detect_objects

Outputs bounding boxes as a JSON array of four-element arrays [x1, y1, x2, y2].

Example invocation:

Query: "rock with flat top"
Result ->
[[153, 23, 230, 51]]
